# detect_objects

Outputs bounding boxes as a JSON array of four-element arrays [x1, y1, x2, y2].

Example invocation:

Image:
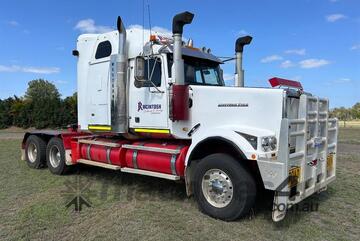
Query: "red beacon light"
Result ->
[[269, 77, 303, 90]]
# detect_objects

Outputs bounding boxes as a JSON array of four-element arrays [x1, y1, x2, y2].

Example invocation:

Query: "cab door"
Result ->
[[86, 34, 117, 127], [128, 55, 169, 130]]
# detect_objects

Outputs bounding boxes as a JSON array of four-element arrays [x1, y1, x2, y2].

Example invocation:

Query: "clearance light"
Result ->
[[187, 38, 193, 47], [150, 35, 157, 42], [186, 46, 200, 51]]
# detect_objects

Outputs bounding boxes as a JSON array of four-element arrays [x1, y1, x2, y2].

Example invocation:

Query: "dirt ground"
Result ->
[[0, 128, 359, 241]]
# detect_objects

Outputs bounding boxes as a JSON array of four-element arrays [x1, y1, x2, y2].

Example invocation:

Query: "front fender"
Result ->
[[185, 126, 267, 166]]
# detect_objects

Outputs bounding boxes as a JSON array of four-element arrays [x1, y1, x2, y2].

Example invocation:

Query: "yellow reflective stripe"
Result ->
[[134, 128, 170, 134], [88, 125, 111, 131]]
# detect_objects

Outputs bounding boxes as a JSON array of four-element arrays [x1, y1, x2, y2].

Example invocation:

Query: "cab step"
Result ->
[[77, 159, 121, 170], [121, 167, 180, 180]]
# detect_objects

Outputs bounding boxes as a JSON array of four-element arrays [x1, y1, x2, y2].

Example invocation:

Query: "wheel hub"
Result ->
[[27, 143, 37, 163], [49, 146, 61, 168], [201, 169, 234, 208], [211, 179, 224, 195]]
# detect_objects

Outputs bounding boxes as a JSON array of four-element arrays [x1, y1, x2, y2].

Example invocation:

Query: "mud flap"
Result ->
[[272, 191, 288, 222]]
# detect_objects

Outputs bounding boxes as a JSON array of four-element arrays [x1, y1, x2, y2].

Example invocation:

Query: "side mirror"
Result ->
[[134, 56, 148, 88], [219, 68, 224, 83], [135, 56, 146, 81]]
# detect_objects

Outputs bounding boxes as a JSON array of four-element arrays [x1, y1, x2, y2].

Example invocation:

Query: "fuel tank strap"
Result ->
[[132, 142, 145, 169], [106, 147, 112, 164], [86, 144, 92, 161], [170, 146, 184, 175]]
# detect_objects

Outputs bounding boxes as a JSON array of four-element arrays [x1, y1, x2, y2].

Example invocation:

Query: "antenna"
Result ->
[[147, 0, 152, 35], [142, 0, 145, 49], [147, 0, 153, 55]]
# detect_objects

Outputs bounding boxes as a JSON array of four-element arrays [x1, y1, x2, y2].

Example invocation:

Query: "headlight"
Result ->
[[261, 136, 277, 152]]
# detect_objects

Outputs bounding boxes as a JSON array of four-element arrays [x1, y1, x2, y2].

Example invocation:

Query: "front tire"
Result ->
[[46, 137, 69, 175], [25, 135, 46, 169], [193, 153, 256, 221]]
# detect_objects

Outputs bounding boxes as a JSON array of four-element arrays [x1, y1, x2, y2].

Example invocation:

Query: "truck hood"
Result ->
[[188, 85, 285, 138]]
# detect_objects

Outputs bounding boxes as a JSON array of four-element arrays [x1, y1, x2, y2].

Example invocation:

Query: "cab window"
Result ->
[[167, 54, 224, 86], [143, 57, 162, 87], [95, 41, 112, 59]]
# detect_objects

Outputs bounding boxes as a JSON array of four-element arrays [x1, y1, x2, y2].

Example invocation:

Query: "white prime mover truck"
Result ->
[[21, 12, 338, 221]]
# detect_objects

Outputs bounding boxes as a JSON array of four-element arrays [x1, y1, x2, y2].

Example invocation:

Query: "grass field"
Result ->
[[0, 128, 359, 241], [337, 120, 360, 128]]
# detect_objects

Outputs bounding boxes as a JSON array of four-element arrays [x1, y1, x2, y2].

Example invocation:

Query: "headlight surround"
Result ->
[[236, 132, 258, 150], [261, 136, 277, 152]]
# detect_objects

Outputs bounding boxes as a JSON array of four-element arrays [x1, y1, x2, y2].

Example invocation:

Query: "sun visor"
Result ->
[[163, 46, 223, 63]]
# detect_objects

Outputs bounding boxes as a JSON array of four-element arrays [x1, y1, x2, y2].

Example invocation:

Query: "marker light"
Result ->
[[150, 35, 157, 42]]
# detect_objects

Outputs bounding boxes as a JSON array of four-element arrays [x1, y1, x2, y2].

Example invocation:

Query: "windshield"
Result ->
[[167, 54, 224, 86]]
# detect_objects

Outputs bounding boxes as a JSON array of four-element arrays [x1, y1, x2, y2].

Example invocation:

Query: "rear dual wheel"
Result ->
[[193, 153, 256, 221], [25, 135, 46, 168], [46, 137, 69, 175], [24, 135, 69, 175]]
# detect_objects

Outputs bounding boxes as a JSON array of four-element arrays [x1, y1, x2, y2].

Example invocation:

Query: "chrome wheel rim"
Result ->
[[201, 168, 234, 208], [49, 146, 61, 168], [27, 143, 37, 163]]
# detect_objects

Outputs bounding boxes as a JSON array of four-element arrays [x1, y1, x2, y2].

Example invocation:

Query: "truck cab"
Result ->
[[75, 27, 225, 138]]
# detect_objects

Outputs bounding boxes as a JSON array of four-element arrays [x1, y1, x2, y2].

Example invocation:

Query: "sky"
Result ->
[[0, 0, 359, 108]]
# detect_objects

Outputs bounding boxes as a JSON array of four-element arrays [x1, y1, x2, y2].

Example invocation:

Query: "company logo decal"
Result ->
[[137, 101, 162, 113], [218, 103, 249, 108]]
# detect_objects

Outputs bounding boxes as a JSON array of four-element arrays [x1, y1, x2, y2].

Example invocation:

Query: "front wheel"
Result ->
[[193, 153, 256, 221]]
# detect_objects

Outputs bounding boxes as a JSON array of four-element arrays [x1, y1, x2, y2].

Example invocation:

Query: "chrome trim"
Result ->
[[78, 139, 121, 148], [49, 145, 61, 168], [131, 143, 144, 169], [201, 168, 234, 208], [132, 149, 139, 169], [170, 146, 183, 175], [170, 154, 177, 175], [27, 143, 37, 163], [110, 19, 128, 133]]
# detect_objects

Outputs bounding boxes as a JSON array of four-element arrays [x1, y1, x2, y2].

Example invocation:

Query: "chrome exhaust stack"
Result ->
[[172, 11, 194, 85], [111, 16, 127, 133], [235, 36, 252, 87], [170, 11, 194, 121]]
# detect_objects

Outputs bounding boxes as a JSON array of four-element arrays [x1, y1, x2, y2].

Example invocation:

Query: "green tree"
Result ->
[[0, 97, 15, 129], [58, 92, 77, 127], [10, 97, 31, 128], [351, 102, 360, 119], [25, 79, 62, 129]]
